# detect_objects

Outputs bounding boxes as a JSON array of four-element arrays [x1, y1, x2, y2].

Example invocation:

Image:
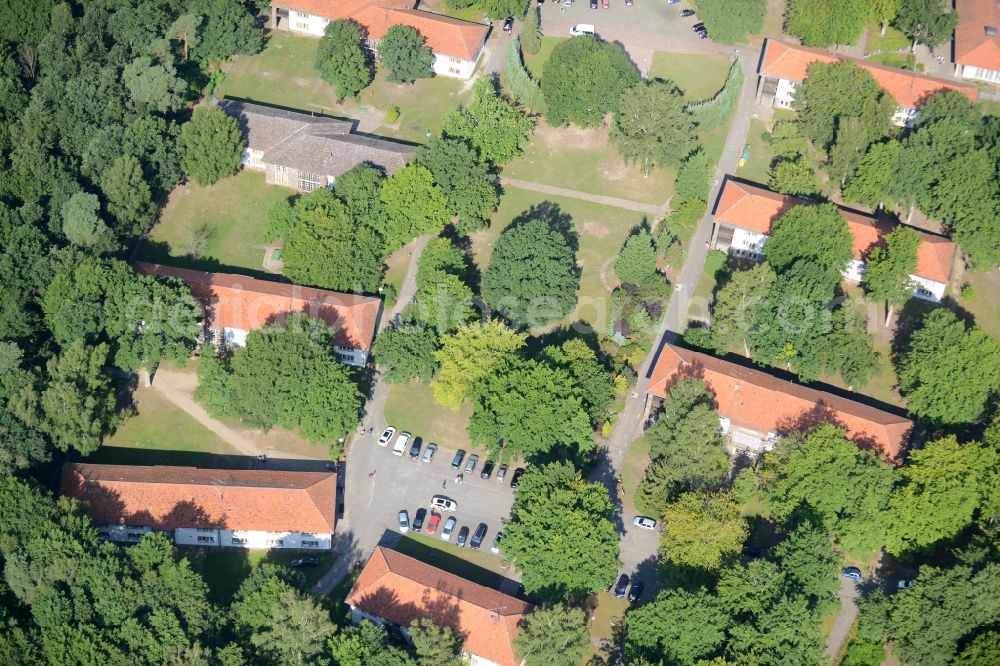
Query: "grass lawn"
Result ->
[[470, 186, 646, 331], [384, 380, 475, 452], [620, 434, 652, 516], [393, 533, 513, 588], [866, 25, 909, 54], [693, 249, 728, 306], [218, 31, 469, 144], [181, 547, 335, 604], [523, 36, 566, 80], [381, 244, 411, 309], [586, 591, 629, 661], [737, 117, 773, 184], [140, 170, 291, 275], [956, 268, 1000, 339], [980, 99, 1000, 117], [649, 52, 733, 102]]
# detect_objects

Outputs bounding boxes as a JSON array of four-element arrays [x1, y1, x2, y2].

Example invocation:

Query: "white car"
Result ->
[[441, 516, 457, 541], [491, 532, 503, 554], [431, 495, 457, 512], [633, 516, 657, 530], [398, 509, 409, 533], [377, 427, 396, 447], [570, 24, 595, 37], [897, 580, 915, 590], [392, 431, 411, 456]]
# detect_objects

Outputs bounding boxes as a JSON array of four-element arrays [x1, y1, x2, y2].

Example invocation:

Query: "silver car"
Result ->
[[398, 509, 409, 533], [633, 516, 657, 530], [440, 516, 457, 541]]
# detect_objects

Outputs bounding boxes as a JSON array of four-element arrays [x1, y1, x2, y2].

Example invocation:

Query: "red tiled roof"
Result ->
[[133, 262, 381, 350], [760, 39, 979, 107], [955, 0, 1000, 71], [647, 345, 913, 461], [61, 463, 336, 533], [346, 547, 532, 666], [713, 180, 955, 284], [276, 0, 489, 61]]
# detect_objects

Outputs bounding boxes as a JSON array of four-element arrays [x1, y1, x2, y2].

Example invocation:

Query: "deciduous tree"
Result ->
[[843, 140, 902, 208], [764, 204, 853, 280], [767, 156, 820, 196], [122, 57, 187, 113], [612, 80, 698, 176], [659, 491, 748, 571], [100, 154, 155, 235], [894, 0, 958, 48], [415, 137, 499, 233], [380, 164, 450, 250], [793, 61, 893, 151], [442, 78, 534, 164], [178, 106, 244, 186], [373, 323, 439, 383], [785, 0, 868, 47], [315, 20, 372, 99], [61, 192, 115, 252], [409, 618, 462, 666], [863, 225, 919, 325], [514, 605, 590, 666], [378, 25, 434, 84], [625, 587, 727, 664], [189, 0, 263, 63], [541, 36, 638, 127], [432, 320, 525, 410], [896, 309, 1000, 425], [502, 462, 620, 601]]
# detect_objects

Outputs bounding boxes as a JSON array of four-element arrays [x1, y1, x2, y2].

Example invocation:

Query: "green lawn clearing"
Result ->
[[384, 380, 474, 452], [866, 25, 910, 54], [956, 268, 1000, 339], [523, 36, 566, 80], [693, 249, 728, 306], [140, 170, 291, 275], [381, 244, 411, 309], [737, 118, 773, 184], [586, 591, 630, 662], [979, 99, 1000, 117], [650, 52, 733, 102], [181, 547, 335, 604], [620, 434, 652, 516], [503, 123, 675, 206], [393, 533, 514, 589], [218, 31, 470, 144], [470, 186, 647, 332]]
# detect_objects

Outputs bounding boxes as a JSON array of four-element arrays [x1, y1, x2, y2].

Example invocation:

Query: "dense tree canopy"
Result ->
[[896, 309, 1000, 426], [689, 0, 766, 44], [785, 0, 869, 47], [378, 25, 434, 84], [178, 105, 244, 186], [614, 229, 658, 287], [503, 462, 620, 601], [315, 19, 372, 99], [763, 204, 853, 282], [442, 78, 534, 165], [793, 61, 894, 152], [541, 36, 639, 127], [373, 322, 440, 383], [863, 225, 919, 318], [415, 136, 499, 233], [380, 164, 451, 251], [481, 206, 579, 328], [894, 0, 958, 48], [432, 320, 526, 410], [659, 491, 749, 572], [195, 315, 363, 452], [514, 605, 590, 666], [611, 80, 698, 176]]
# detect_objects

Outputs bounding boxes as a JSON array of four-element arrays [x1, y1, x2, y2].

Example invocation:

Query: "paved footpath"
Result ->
[[589, 49, 761, 591], [501, 177, 665, 215]]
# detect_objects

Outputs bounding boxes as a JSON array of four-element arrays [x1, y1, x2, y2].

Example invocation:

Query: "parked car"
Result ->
[[413, 507, 426, 533], [291, 557, 318, 567], [627, 581, 644, 603], [422, 442, 438, 463], [408, 438, 422, 460], [481, 461, 495, 479], [465, 454, 479, 474], [456, 525, 470, 547], [491, 532, 503, 554], [897, 580, 915, 590], [696, 29, 708, 39], [431, 495, 457, 512], [680, 8, 695, 16], [692, 22, 705, 31], [590, 0, 597, 7], [392, 431, 411, 456], [397, 509, 409, 533], [842, 567, 863, 580], [426, 511, 441, 535], [602, 0, 609, 7], [451, 449, 466, 469], [569, 24, 595, 36], [441, 516, 457, 541], [633, 516, 657, 530], [626, 0, 632, 6], [503, 16, 514, 32], [377, 426, 396, 447], [614, 574, 629, 598], [470, 523, 488, 549], [496, 463, 508, 481], [510, 467, 526, 488], [666, 0, 680, 3]]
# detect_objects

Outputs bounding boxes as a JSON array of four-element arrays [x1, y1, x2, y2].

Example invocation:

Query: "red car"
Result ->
[[602, 0, 609, 7], [425, 511, 441, 535]]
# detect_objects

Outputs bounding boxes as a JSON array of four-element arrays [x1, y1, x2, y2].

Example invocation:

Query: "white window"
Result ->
[[302, 540, 319, 547], [449, 67, 461, 75], [296, 171, 323, 193], [450, 57, 460, 64], [231, 537, 247, 545], [197, 535, 215, 543], [273, 165, 289, 186], [295, 20, 310, 31], [267, 538, 284, 547]]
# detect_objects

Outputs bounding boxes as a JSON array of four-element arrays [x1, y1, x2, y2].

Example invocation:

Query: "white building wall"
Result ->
[[843, 258, 866, 283], [728, 227, 768, 257], [958, 63, 1000, 84], [774, 77, 912, 126], [175, 528, 332, 549], [431, 52, 478, 80], [910, 274, 946, 302], [176, 527, 222, 547], [243, 148, 265, 170], [334, 345, 367, 366], [288, 10, 328, 36], [97, 525, 152, 543]]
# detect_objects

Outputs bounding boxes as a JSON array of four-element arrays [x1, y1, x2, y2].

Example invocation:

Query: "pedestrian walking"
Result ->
[[442, 479, 447, 489], [368, 470, 376, 479]]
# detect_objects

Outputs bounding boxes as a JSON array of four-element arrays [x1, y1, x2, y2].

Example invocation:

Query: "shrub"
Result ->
[[685, 60, 743, 130], [501, 38, 546, 114], [386, 105, 400, 123]]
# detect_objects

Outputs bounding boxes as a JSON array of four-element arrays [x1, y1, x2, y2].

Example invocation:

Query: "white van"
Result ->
[[392, 431, 411, 456], [570, 24, 595, 36]]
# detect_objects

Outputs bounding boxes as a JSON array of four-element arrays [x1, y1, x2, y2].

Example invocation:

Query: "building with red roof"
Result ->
[[646, 344, 913, 462], [757, 38, 978, 126], [133, 262, 382, 366], [954, 0, 1000, 85], [710, 179, 957, 302], [270, 0, 490, 79], [61, 463, 337, 549], [347, 546, 532, 666]]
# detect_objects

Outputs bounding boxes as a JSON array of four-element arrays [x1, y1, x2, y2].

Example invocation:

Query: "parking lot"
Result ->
[[338, 426, 520, 582]]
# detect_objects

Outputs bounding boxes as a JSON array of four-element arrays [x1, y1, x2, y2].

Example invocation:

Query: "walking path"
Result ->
[[379, 234, 431, 332], [588, 49, 761, 583], [149, 367, 311, 460], [826, 577, 861, 659], [501, 177, 665, 215]]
